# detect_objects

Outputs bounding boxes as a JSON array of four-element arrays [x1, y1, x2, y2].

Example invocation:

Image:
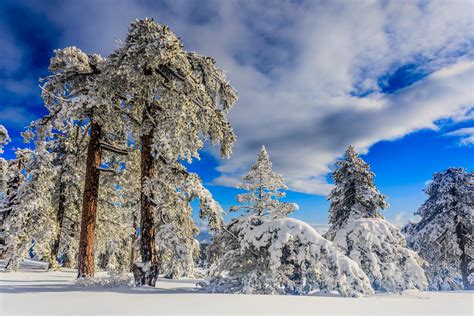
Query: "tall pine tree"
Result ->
[[325, 146, 427, 292], [106, 19, 236, 286]]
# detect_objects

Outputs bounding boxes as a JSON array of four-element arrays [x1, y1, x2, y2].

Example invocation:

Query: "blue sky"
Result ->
[[0, 0, 473, 229]]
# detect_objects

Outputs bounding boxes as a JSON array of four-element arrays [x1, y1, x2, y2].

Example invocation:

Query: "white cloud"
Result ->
[[445, 127, 474, 146], [3, 0, 474, 195]]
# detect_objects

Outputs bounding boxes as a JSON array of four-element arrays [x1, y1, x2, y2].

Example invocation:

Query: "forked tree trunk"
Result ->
[[77, 122, 102, 278], [133, 123, 159, 287]]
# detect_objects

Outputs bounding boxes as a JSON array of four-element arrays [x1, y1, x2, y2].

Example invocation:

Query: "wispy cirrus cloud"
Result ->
[[445, 127, 474, 146]]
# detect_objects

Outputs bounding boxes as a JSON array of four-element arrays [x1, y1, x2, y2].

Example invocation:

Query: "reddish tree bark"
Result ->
[[77, 122, 102, 278]]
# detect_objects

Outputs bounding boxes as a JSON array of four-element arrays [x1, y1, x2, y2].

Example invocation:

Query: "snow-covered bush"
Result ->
[[403, 168, 473, 290], [75, 271, 133, 288], [202, 216, 373, 297], [325, 146, 427, 292], [333, 218, 427, 292]]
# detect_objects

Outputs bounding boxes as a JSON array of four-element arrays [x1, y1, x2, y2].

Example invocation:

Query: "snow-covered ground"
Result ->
[[1, 270, 472, 315]]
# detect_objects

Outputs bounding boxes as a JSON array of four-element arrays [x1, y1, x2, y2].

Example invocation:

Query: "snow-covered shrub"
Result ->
[[202, 216, 373, 297], [75, 271, 133, 287], [333, 218, 427, 292], [403, 168, 473, 290], [325, 146, 427, 292]]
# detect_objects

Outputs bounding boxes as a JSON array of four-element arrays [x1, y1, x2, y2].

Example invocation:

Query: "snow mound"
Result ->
[[333, 218, 428, 292], [203, 216, 374, 297]]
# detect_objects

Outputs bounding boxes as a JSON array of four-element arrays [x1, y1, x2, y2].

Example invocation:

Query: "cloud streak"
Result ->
[[445, 127, 474, 146]]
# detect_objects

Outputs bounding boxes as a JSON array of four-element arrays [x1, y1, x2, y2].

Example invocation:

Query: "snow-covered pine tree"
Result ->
[[38, 46, 129, 277], [0, 148, 29, 258], [3, 129, 58, 271], [49, 120, 88, 267], [105, 19, 236, 286], [325, 145, 387, 240], [403, 168, 473, 290], [230, 146, 298, 219], [202, 147, 374, 297], [325, 146, 427, 292]]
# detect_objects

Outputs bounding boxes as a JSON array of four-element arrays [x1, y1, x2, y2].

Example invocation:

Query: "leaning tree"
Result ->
[[104, 19, 238, 286]]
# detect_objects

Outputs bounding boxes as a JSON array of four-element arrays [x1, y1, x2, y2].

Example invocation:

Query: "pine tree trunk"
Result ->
[[134, 126, 159, 286], [77, 122, 102, 278], [456, 221, 472, 290]]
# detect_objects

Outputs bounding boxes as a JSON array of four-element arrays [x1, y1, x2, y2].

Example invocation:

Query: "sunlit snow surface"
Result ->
[[1, 268, 472, 316]]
